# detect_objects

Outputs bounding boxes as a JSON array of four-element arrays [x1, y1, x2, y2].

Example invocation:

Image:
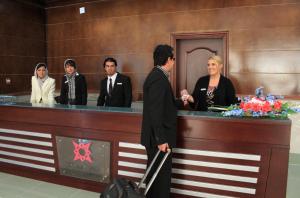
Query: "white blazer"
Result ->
[[30, 76, 56, 104]]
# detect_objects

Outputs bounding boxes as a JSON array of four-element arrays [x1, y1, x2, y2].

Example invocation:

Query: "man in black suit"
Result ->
[[97, 57, 132, 107], [141, 45, 183, 198]]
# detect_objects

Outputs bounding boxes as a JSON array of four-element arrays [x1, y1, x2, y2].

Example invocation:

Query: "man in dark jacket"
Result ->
[[97, 57, 132, 107], [141, 45, 183, 198]]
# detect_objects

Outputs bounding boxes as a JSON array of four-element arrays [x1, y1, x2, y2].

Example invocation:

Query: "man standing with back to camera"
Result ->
[[141, 44, 183, 198]]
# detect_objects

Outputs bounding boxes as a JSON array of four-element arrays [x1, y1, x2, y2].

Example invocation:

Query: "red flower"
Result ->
[[274, 101, 282, 111], [240, 102, 244, 109], [262, 101, 272, 113], [251, 103, 261, 112], [242, 103, 252, 111]]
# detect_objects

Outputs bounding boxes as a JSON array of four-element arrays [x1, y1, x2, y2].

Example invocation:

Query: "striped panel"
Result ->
[[0, 158, 55, 172], [119, 142, 261, 161], [117, 141, 262, 197], [0, 128, 52, 138], [171, 188, 235, 198], [0, 128, 56, 172]]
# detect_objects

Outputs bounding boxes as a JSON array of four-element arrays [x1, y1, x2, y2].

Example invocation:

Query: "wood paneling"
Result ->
[[2, 0, 299, 97], [230, 73, 300, 95], [46, 0, 300, 99], [0, 105, 291, 197], [0, 0, 46, 94], [45, 0, 300, 23]]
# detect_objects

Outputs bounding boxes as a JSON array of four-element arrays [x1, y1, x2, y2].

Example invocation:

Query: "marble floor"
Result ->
[[0, 172, 99, 198]]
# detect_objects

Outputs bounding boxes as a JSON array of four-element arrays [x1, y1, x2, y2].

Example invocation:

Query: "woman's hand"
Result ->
[[186, 95, 194, 103], [180, 89, 189, 105], [180, 89, 194, 103]]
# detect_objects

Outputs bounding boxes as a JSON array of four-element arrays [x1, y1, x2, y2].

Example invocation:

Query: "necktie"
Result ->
[[109, 78, 113, 96]]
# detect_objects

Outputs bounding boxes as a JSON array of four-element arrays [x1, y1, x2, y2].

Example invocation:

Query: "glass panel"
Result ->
[[0, 102, 290, 120], [56, 136, 110, 183], [0, 95, 16, 104]]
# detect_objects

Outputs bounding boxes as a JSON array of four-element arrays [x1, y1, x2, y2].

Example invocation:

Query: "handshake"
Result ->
[[180, 89, 194, 105]]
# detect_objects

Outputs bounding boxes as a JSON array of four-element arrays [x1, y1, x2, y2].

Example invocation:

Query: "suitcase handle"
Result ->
[[138, 148, 171, 195]]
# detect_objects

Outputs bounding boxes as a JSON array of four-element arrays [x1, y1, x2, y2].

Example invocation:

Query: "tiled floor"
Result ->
[[286, 154, 300, 198], [1, 155, 300, 198], [0, 173, 99, 198]]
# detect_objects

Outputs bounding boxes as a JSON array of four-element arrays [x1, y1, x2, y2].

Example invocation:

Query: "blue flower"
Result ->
[[252, 112, 260, 117], [266, 94, 275, 102], [243, 96, 251, 102], [221, 87, 299, 118]]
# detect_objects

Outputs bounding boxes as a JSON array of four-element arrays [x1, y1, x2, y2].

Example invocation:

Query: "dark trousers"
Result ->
[[145, 146, 172, 198]]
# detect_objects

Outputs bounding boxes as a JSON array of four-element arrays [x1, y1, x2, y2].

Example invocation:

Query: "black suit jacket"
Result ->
[[191, 75, 237, 111], [141, 67, 183, 148], [59, 73, 87, 105], [97, 73, 132, 107]]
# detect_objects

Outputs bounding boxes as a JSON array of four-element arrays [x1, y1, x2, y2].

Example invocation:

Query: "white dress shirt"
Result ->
[[107, 72, 118, 93]]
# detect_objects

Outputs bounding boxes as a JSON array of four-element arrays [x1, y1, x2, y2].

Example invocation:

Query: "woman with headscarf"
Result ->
[[59, 59, 87, 105], [30, 63, 56, 104]]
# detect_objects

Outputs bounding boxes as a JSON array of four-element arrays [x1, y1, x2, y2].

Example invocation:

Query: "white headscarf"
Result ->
[[34, 63, 48, 89]]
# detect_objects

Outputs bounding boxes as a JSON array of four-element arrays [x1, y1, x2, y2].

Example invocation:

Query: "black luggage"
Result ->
[[100, 149, 171, 198]]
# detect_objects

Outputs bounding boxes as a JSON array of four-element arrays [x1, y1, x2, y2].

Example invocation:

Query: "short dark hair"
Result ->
[[103, 57, 117, 67], [153, 44, 174, 66], [64, 59, 76, 69]]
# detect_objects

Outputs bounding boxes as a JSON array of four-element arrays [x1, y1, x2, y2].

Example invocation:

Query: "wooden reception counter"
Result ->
[[0, 103, 291, 198]]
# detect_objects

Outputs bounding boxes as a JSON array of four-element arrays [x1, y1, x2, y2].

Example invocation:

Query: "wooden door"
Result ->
[[171, 32, 228, 97]]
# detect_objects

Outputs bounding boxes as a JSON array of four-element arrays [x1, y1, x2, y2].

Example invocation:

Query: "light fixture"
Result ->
[[79, 7, 85, 14]]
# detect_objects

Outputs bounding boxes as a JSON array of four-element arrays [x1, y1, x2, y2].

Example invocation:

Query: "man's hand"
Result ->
[[158, 143, 169, 152], [180, 89, 194, 104], [180, 89, 189, 96]]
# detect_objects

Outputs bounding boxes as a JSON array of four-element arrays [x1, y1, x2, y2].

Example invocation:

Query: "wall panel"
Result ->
[[2, 0, 299, 97], [46, 0, 300, 99], [0, 0, 46, 95]]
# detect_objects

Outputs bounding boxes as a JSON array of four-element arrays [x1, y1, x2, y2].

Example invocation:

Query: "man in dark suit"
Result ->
[[97, 57, 132, 107], [141, 45, 183, 198]]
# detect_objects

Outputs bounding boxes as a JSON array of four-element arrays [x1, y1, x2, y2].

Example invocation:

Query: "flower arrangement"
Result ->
[[222, 87, 300, 118]]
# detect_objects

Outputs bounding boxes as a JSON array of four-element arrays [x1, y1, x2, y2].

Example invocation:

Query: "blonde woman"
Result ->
[[30, 63, 55, 104], [181, 55, 237, 111]]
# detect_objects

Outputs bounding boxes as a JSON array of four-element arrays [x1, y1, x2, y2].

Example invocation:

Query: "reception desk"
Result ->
[[0, 103, 291, 198]]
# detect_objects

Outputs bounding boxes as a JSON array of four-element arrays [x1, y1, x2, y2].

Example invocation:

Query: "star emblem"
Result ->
[[72, 140, 93, 163]]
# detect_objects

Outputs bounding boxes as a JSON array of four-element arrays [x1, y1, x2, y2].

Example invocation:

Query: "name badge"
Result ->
[[117, 83, 122, 85], [200, 88, 206, 91]]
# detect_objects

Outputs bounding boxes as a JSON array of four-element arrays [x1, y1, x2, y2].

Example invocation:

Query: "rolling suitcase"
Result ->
[[100, 149, 171, 198]]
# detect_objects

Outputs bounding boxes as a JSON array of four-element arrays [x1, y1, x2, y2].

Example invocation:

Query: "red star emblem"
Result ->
[[72, 140, 93, 163]]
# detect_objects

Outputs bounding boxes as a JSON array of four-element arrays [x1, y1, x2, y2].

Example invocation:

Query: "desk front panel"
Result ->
[[0, 105, 291, 198]]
